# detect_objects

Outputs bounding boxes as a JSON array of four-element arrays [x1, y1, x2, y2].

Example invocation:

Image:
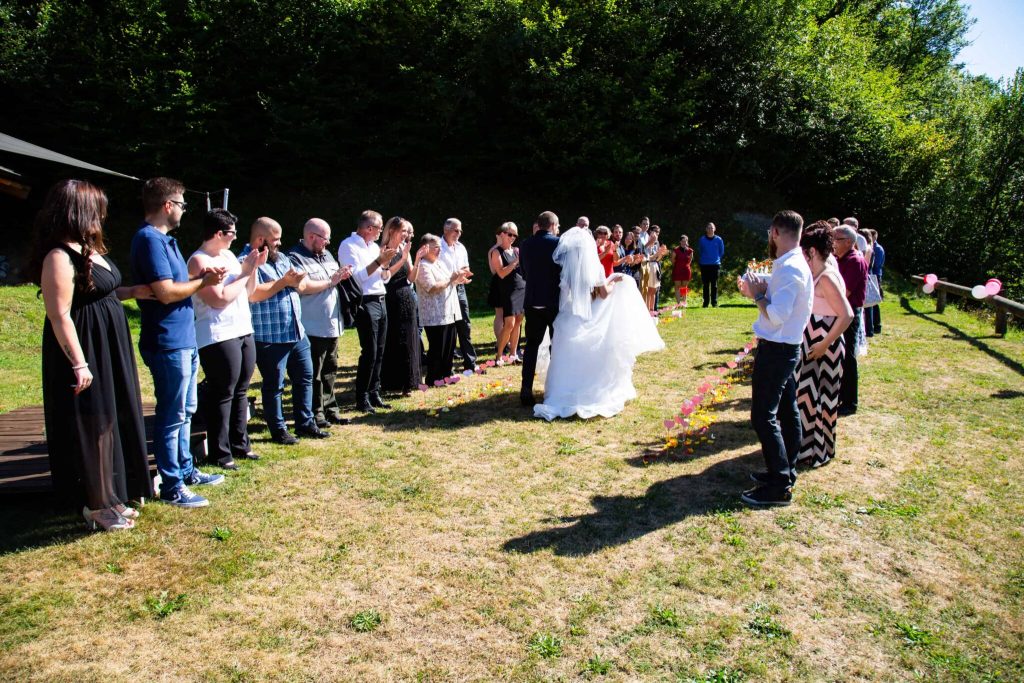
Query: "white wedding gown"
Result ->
[[534, 229, 665, 421]]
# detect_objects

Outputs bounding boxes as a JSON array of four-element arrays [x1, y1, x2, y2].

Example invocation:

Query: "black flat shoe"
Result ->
[[326, 413, 352, 425], [235, 451, 261, 461], [217, 458, 240, 471]]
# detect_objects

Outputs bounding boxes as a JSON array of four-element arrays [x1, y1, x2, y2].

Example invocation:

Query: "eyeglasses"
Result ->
[[309, 232, 330, 242], [167, 199, 187, 210]]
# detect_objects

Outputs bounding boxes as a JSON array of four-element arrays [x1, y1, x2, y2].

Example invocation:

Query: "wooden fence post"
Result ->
[[995, 306, 1008, 336], [936, 289, 947, 313]]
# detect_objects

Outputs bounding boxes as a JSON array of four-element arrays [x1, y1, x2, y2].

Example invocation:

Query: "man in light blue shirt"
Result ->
[[737, 210, 813, 507]]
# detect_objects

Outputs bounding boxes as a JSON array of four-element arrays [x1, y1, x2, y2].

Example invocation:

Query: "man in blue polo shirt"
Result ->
[[698, 222, 725, 307], [131, 177, 227, 508]]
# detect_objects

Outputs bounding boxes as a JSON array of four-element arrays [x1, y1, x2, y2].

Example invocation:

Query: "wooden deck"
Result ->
[[0, 405, 205, 493]]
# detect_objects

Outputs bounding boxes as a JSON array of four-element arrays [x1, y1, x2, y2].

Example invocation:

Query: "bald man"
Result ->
[[289, 219, 353, 427], [241, 218, 330, 444]]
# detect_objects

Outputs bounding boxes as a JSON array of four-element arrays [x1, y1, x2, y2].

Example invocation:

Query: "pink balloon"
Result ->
[[717, 367, 728, 375], [433, 380, 444, 387], [418, 384, 429, 391], [681, 405, 694, 416], [924, 273, 938, 285], [922, 282, 935, 294], [663, 419, 676, 430], [985, 281, 1001, 296], [727, 360, 738, 369]]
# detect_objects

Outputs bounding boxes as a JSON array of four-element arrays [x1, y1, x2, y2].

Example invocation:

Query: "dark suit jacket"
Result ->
[[520, 230, 561, 309]]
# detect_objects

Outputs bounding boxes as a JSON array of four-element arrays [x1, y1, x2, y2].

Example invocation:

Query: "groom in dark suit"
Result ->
[[519, 211, 562, 406]]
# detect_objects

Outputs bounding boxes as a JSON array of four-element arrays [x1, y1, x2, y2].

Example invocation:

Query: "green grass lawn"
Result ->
[[1, 284, 1022, 681]]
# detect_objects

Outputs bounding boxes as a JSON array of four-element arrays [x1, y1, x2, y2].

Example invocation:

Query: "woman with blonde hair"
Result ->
[[489, 222, 526, 363], [381, 216, 422, 394]]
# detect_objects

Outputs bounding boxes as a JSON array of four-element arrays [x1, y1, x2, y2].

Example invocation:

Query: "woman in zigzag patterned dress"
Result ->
[[794, 223, 854, 467]]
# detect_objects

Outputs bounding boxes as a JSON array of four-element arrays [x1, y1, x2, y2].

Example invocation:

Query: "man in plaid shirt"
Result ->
[[240, 217, 332, 444]]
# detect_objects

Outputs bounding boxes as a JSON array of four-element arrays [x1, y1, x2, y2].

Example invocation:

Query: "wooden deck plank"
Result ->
[[0, 404, 202, 494]]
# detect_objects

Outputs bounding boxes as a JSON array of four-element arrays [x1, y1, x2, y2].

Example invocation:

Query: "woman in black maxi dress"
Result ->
[[33, 181, 153, 529], [380, 218, 422, 393]]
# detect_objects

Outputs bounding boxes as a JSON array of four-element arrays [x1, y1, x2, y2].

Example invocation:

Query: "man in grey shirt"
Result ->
[[288, 218, 352, 427]]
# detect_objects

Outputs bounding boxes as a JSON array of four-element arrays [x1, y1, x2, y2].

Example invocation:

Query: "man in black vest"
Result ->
[[519, 211, 562, 407]]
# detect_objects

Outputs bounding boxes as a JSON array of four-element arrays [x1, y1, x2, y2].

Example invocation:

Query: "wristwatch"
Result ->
[[754, 292, 766, 303]]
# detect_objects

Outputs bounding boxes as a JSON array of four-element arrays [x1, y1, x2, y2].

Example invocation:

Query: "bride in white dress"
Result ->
[[533, 227, 665, 421]]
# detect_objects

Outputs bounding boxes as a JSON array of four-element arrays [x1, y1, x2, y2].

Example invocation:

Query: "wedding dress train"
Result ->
[[534, 229, 664, 421]]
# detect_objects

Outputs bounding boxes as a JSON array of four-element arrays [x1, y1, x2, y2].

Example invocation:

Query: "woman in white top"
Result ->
[[188, 209, 265, 470], [414, 233, 471, 384]]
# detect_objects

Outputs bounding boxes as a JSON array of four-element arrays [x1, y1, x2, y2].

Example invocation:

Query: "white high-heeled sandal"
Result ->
[[82, 506, 134, 531]]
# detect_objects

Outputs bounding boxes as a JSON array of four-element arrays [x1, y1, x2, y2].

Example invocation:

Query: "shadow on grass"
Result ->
[[0, 494, 90, 555], [362, 391, 535, 431], [899, 296, 1024, 378], [502, 450, 762, 556], [991, 389, 1024, 400]]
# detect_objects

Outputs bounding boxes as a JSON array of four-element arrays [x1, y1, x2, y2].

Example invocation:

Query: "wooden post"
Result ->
[[936, 289, 947, 313], [995, 306, 1008, 336]]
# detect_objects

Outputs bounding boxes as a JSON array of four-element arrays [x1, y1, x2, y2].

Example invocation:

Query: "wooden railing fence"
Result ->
[[911, 275, 1024, 336]]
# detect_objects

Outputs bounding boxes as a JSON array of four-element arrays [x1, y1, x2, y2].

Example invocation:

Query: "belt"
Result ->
[[755, 338, 799, 348], [361, 294, 385, 302]]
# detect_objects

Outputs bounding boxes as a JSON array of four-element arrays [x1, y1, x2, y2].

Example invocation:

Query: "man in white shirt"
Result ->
[[737, 210, 814, 507], [440, 218, 478, 371], [637, 216, 651, 248], [337, 210, 397, 413]]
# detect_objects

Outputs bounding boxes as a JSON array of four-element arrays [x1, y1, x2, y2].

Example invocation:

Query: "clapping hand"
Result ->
[[330, 265, 353, 286], [282, 268, 306, 287], [241, 247, 262, 275], [379, 245, 399, 265], [200, 266, 228, 287]]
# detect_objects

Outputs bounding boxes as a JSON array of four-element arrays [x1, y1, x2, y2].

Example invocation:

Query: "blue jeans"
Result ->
[[141, 347, 198, 494], [750, 340, 803, 492], [256, 336, 314, 434]]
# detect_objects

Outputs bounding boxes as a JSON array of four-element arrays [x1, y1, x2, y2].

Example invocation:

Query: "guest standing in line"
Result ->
[[33, 179, 155, 530], [865, 229, 885, 335], [241, 217, 330, 443], [490, 222, 526, 364], [440, 218, 478, 372], [642, 226, 668, 313], [519, 211, 562, 407], [737, 210, 814, 507], [288, 218, 353, 427], [380, 216, 422, 395], [486, 236, 504, 347], [670, 235, 693, 305], [793, 222, 853, 469], [188, 209, 264, 471], [415, 234, 471, 384], [616, 230, 643, 289], [131, 177, 227, 509], [698, 222, 725, 307], [595, 226, 616, 277], [337, 211, 398, 413], [833, 224, 868, 416]]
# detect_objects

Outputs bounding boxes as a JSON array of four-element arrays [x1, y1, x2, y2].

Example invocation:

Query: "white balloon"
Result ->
[[971, 284, 987, 299], [922, 283, 935, 294]]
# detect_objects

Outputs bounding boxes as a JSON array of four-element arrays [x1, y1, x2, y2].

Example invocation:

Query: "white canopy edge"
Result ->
[[0, 132, 139, 181]]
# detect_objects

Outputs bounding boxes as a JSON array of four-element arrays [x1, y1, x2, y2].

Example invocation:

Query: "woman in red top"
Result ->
[[595, 226, 615, 277], [670, 234, 693, 305]]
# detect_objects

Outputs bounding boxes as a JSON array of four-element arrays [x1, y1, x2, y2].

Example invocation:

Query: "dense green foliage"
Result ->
[[1, 0, 1021, 296]]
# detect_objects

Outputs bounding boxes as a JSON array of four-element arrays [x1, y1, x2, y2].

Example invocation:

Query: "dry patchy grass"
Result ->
[[1, 289, 1023, 681]]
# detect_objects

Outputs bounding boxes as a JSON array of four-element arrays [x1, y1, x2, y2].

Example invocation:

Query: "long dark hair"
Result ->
[[28, 179, 109, 291]]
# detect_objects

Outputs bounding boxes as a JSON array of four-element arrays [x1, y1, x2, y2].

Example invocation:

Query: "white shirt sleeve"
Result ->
[[765, 270, 801, 328]]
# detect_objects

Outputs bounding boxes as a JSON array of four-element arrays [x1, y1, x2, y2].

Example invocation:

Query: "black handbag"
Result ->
[[337, 275, 363, 328]]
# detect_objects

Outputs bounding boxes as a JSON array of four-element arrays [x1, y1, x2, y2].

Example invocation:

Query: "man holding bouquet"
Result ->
[[737, 211, 814, 507]]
